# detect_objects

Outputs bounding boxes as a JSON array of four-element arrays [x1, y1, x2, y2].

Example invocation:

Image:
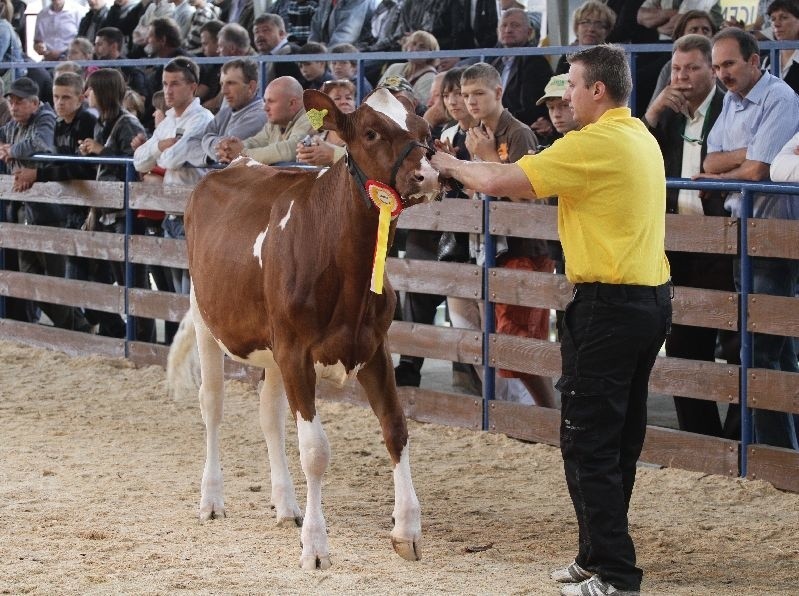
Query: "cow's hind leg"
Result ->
[[358, 343, 421, 561], [192, 300, 226, 521], [259, 364, 303, 527]]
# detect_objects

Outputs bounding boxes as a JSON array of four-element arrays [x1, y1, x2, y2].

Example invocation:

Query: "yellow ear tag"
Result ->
[[307, 108, 328, 130], [366, 180, 402, 294]]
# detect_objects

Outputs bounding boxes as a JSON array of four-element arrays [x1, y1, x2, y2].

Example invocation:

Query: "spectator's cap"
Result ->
[[535, 74, 568, 106], [5, 77, 40, 99], [377, 75, 414, 96]]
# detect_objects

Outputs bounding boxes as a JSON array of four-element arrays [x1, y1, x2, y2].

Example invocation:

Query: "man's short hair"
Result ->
[[298, 41, 328, 58], [461, 62, 502, 89], [221, 57, 259, 83], [151, 17, 183, 49], [96, 26, 124, 48], [254, 12, 285, 31], [219, 22, 252, 51], [200, 19, 224, 38], [568, 44, 632, 105], [53, 71, 84, 95], [767, 0, 799, 18], [712, 27, 760, 60], [673, 33, 712, 64], [164, 56, 200, 84], [330, 42, 359, 66]]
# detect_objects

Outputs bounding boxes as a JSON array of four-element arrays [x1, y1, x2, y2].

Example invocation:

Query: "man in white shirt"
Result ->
[[133, 56, 214, 293], [34, 0, 86, 61]]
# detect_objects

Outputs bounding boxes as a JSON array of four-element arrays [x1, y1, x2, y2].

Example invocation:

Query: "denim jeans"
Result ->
[[556, 282, 672, 591], [735, 257, 799, 450]]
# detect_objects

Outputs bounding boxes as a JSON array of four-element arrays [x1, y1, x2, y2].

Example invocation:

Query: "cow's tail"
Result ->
[[166, 307, 201, 400]]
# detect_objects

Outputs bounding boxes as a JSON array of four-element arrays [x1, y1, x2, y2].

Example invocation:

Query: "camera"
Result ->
[[301, 134, 315, 147]]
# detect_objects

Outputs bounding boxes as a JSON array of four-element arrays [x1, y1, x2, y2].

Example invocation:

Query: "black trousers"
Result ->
[[556, 282, 672, 591]]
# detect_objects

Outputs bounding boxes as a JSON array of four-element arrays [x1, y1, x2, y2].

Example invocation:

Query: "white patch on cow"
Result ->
[[213, 335, 277, 369], [314, 360, 365, 387], [296, 414, 331, 569], [391, 442, 421, 549], [278, 200, 294, 230], [252, 227, 268, 267], [316, 167, 328, 178], [365, 89, 409, 132], [246, 158, 260, 167]]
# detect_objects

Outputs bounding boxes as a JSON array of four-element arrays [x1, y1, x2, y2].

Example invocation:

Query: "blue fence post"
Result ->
[[124, 162, 135, 355], [739, 188, 754, 478], [482, 195, 496, 431]]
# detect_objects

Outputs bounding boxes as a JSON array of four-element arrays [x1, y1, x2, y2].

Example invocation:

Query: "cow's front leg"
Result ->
[[358, 343, 421, 561], [259, 364, 302, 527], [193, 305, 227, 521], [279, 356, 331, 570]]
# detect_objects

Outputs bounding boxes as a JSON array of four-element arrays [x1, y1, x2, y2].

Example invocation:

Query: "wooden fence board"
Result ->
[[672, 286, 738, 330], [129, 183, 193, 213], [748, 368, 799, 415], [748, 218, 799, 260], [748, 294, 799, 337], [397, 199, 483, 233], [0, 223, 125, 261], [129, 289, 189, 322], [640, 427, 738, 477], [664, 214, 738, 254], [0, 318, 124, 358], [489, 400, 560, 445], [128, 235, 187, 268], [747, 445, 799, 492], [488, 269, 572, 310], [387, 258, 482, 299], [388, 321, 483, 365], [0, 177, 124, 209], [0, 271, 124, 313], [488, 335, 562, 378], [489, 202, 558, 240]]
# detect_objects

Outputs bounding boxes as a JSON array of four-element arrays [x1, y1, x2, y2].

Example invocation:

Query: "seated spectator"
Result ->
[[216, 0, 255, 34], [196, 19, 223, 107], [253, 13, 303, 83], [67, 36, 94, 61], [297, 41, 333, 89], [133, 56, 214, 294], [492, 7, 552, 127], [395, 0, 469, 51], [269, 0, 318, 46], [637, 0, 722, 41], [499, 0, 540, 44], [422, 71, 449, 134], [131, 0, 175, 57], [765, 0, 799, 93], [356, 0, 403, 52], [555, 1, 617, 74], [183, 0, 219, 52], [187, 57, 266, 163], [79, 0, 109, 42], [217, 21, 254, 55], [151, 89, 167, 125], [123, 88, 146, 123], [101, 0, 146, 56], [308, 0, 371, 46], [34, 0, 85, 61], [169, 0, 195, 40], [93, 27, 150, 99], [145, 17, 191, 96], [329, 42, 372, 99], [295, 77, 354, 167], [378, 31, 439, 106], [217, 75, 313, 164]]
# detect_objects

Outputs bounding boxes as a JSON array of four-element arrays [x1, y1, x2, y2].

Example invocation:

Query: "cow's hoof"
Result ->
[[300, 554, 331, 570], [198, 500, 225, 521], [276, 514, 303, 528], [391, 537, 421, 561]]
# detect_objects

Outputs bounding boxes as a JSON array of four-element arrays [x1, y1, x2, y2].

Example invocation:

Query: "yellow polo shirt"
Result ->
[[518, 107, 670, 286]]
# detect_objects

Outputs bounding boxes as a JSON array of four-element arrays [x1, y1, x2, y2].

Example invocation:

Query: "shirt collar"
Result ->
[[596, 106, 632, 122], [732, 70, 771, 106], [691, 87, 716, 121], [271, 38, 289, 54]]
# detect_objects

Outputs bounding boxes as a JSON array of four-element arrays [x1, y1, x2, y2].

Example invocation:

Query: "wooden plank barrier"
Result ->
[[3, 176, 799, 491]]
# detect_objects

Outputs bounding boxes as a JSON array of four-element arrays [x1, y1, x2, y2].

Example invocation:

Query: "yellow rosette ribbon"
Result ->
[[366, 180, 402, 294]]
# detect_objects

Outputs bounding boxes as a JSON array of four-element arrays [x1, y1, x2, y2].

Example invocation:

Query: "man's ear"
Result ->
[[593, 81, 606, 100]]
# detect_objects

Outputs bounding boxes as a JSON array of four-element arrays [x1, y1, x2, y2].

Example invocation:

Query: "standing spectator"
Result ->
[[78, 0, 110, 42], [431, 44, 672, 596], [183, 0, 219, 52], [308, 0, 371, 46], [395, 0, 464, 50], [102, 0, 146, 55], [93, 27, 150, 100], [34, 0, 86, 61], [67, 36, 94, 60], [296, 41, 333, 89], [377, 31, 438, 105], [133, 57, 213, 294], [644, 34, 740, 438], [460, 0, 498, 49], [131, 0, 175, 57], [0, 0, 26, 84], [637, 0, 722, 40], [492, 7, 552, 127], [356, 0, 403, 52], [216, 75, 313, 164], [217, 0, 255, 35], [169, 0, 196, 40], [268, 0, 318, 46], [0, 76, 93, 333], [186, 57, 266, 163], [700, 28, 799, 449], [253, 13, 303, 83]]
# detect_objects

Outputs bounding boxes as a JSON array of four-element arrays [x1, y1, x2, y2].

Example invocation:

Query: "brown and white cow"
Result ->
[[167, 88, 441, 569]]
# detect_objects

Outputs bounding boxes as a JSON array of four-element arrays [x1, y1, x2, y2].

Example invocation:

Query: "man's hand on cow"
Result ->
[[430, 150, 460, 178], [13, 167, 37, 191], [466, 124, 500, 162]]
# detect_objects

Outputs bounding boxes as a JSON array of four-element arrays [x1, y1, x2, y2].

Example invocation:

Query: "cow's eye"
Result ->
[[365, 129, 379, 142]]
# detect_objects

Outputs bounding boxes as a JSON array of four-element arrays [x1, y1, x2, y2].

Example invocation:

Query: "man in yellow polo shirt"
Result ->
[[431, 44, 671, 596]]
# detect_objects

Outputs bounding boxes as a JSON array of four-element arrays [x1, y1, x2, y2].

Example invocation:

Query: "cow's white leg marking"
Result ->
[[278, 200, 294, 230], [391, 443, 422, 560], [192, 291, 227, 521], [252, 227, 268, 267], [259, 364, 303, 527], [365, 89, 409, 131], [297, 414, 331, 570]]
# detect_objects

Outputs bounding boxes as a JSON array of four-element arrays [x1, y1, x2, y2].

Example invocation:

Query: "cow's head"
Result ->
[[304, 88, 442, 210]]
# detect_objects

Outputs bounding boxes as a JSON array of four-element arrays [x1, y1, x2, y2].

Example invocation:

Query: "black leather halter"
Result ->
[[345, 140, 433, 211]]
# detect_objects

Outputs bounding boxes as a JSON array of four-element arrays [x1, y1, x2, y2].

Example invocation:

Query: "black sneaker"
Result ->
[[394, 361, 421, 387]]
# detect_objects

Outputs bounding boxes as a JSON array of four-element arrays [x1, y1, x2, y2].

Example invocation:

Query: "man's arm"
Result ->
[[770, 131, 799, 182], [637, 2, 674, 28], [10, 111, 55, 159], [702, 148, 769, 180], [431, 151, 537, 200]]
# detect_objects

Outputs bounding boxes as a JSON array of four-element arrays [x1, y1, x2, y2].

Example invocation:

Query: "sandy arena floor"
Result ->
[[1, 340, 797, 595]]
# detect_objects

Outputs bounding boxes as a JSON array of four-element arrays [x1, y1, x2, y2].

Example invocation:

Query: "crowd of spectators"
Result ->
[[0, 0, 797, 446]]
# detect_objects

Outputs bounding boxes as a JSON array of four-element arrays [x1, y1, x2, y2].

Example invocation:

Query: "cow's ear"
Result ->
[[303, 89, 343, 133]]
